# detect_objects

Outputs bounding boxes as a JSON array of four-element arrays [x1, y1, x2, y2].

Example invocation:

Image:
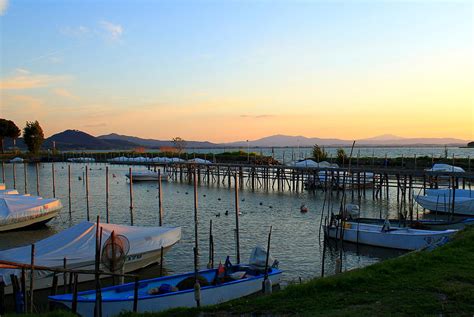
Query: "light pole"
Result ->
[[246, 140, 249, 163]]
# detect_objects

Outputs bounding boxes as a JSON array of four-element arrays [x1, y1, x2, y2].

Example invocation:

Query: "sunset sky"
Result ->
[[1, 0, 473, 142]]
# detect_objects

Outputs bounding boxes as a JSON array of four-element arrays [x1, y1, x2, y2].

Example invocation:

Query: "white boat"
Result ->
[[187, 158, 212, 164], [0, 221, 181, 294], [324, 221, 457, 250], [0, 194, 62, 232], [49, 264, 282, 317], [126, 170, 169, 182], [67, 157, 96, 163], [415, 189, 474, 216], [317, 171, 374, 189], [9, 157, 24, 163], [426, 164, 465, 173]]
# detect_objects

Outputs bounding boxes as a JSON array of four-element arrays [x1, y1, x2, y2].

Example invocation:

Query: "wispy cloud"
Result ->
[[60, 25, 90, 38], [240, 114, 276, 119], [51, 88, 77, 99], [2, 94, 45, 115], [0, 69, 72, 90], [0, 0, 8, 15], [100, 20, 123, 41]]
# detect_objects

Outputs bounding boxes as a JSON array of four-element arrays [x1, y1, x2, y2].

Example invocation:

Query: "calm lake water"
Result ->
[[186, 146, 474, 163], [0, 162, 444, 284]]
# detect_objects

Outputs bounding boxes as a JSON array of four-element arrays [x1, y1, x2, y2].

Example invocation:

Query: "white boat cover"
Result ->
[[67, 157, 96, 163], [0, 221, 181, 285], [187, 158, 212, 164], [291, 159, 319, 168], [0, 195, 62, 224], [426, 164, 465, 173], [10, 157, 24, 163]]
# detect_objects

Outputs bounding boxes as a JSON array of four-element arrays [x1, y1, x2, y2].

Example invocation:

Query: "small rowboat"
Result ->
[[49, 264, 282, 317], [324, 221, 457, 250], [125, 170, 169, 182]]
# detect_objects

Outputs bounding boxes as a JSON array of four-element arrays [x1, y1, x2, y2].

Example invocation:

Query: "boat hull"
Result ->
[[0, 208, 60, 232], [324, 222, 457, 250], [415, 195, 474, 216], [50, 267, 282, 317]]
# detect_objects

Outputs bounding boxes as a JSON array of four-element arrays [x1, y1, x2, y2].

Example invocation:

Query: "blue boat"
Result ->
[[49, 264, 282, 317]]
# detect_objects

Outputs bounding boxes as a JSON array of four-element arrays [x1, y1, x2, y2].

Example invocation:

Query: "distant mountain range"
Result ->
[[3, 130, 471, 151], [223, 134, 470, 147], [98, 133, 217, 148]]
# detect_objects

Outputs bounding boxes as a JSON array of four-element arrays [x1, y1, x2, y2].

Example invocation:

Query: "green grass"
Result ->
[[125, 227, 474, 316]]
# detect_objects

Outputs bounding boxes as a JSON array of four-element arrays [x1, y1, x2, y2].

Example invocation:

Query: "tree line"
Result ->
[[0, 119, 44, 154]]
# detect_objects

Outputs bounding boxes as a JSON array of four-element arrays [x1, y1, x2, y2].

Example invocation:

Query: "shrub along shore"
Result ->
[[8, 227, 474, 317]]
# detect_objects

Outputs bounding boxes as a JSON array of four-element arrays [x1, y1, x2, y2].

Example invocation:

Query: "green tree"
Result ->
[[0, 119, 21, 153], [312, 144, 328, 162], [23, 121, 44, 154], [336, 148, 348, 164], [172, 137, 187, 154]]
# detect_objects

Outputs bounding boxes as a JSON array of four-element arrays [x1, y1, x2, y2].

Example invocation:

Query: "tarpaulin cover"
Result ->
[[0, 195, 62, 223], [0, 221, 181, 284]]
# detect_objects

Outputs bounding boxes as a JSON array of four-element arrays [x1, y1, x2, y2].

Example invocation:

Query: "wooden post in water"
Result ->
[[67, 165, 72, 216], [193, 247, 201, 308], [71, 273, 78, 313], [29, 244, 35, 314], [234, 173, 241, 264], [158, 169, 163, 226], [86, 166, 90, 221], [263, 225, 273, 294], [129, 167, 134, 226], [1, 161, 5, 184], [208, 219, 214, 269], [63, 258, 68, 293], [23, 163, 28, 194], [52, 163, 56, 197], [94, 217, 102, 317], [193, 168, 199, 256], [36, 163, 40, 196], [106, 166, 109, 223], [13, 162, 16, 189], [21, 268, 26, 312], [133, 277, 139, 312]]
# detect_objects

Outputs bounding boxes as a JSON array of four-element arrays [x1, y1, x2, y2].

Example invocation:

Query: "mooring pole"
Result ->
[[51, 163, 56, 198], [129, 167, 134, 226], [105, 166, 109, 223], [1, 161, 5, 184], [29, 244, 35, 313], [193, 167, 199, 255], [35, 162, 40, 196], [158, 169, 163, 226], [234, 173, 241, 264], [86, 166, 90, 221]]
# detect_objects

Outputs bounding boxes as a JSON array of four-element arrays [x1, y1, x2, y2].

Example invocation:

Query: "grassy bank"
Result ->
[[129, 227, 474, 316]]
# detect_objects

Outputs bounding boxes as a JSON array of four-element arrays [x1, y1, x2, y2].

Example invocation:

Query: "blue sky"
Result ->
[[1, 0, 473, 141]]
